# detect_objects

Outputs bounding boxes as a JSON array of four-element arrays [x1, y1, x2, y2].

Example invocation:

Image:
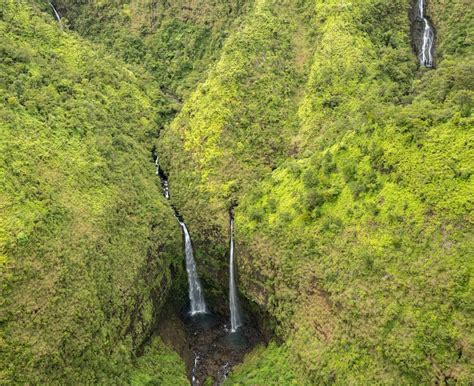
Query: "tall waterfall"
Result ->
[[154, 155, 207, 315], [179, 220, 207, 315], [417, 0, 434, 67], [48, 2, 61, 23], [229, 216, 242, 332]]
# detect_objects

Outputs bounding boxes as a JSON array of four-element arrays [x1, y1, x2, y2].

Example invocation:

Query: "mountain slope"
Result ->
[[0, 1, 184, 383], [1, 0, 472, 384], [157, 0, 474, 383]]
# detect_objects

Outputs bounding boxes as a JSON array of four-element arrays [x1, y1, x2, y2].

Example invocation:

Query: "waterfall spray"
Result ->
[[229, 213, 242, 332]]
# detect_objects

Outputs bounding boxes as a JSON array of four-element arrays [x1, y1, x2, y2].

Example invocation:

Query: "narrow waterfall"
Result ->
[[179, 220, 207, 315], [48, 2, 62, 23], [229, 216, 242, 332], [154, 154, 207, 315], [155, 157, 170, 199], [416, 0, 435, 67]]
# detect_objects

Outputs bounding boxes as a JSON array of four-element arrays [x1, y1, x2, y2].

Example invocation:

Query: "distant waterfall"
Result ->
[[154, 155, 207, 315], [416, 0, 435, 67], [48, 2, 61, 23], [229, 216, 242, 332], [179, 220, 207, 315]]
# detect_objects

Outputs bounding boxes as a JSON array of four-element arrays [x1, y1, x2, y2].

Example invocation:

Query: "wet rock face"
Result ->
[[410, 0, 436, 67], [182, 312, 262, 385], [158, 302, 265, 386]]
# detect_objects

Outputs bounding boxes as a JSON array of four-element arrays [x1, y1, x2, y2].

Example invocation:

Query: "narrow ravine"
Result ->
[[153, 154, 265, 385], [155, 155, 207, 315]]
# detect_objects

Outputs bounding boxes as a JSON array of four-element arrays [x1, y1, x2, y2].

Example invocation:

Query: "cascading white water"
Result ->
[[417, 0, 434, 67], [179, 221, 207, 315], [229, 217, 242, 332], [155, 157, 170, 199], [48, 1, 61, 22], [154, 156, 206, 315]]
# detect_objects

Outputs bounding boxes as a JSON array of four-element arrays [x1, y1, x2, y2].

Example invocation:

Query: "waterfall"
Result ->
[[154, 155, 207, 315], [417, 0, 434, 67], [155, 157, 170, 199], [48, 2, 61, 23], [229, 216, 242, 332], [179, 220, 207, 315]]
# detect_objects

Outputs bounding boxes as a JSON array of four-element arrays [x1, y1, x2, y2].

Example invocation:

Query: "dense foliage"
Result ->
[[2, 0, 472, 384], [0, 1, 185, 383], [157, 0, 474, 383], [131, 337, 188, 386], [54, 0, 253, 102]]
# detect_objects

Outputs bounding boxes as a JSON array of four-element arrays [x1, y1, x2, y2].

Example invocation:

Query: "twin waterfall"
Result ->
[[416, 0, 435, 67], [229, 217, 243, 332], [179, 220, 207, 315], [155, 157, 242, 330]]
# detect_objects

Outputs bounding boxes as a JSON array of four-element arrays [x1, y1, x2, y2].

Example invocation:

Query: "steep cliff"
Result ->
[[0, 1, 184, 383], [2, 0, 473, 384], [158, 0, 473, 383]]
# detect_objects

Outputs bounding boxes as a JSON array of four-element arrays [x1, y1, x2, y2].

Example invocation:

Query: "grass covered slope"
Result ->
[[0, 1, 184, 383], [157, 0, 473, 383]]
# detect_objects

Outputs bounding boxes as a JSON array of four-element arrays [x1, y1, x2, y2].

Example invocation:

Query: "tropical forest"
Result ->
[[1, 0, 473, 384]]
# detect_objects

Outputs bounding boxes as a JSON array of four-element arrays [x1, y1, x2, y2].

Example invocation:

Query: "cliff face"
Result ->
[[0, 1, 183, 383], [157, 0, 473, 383], [2, 0, 473, 384]]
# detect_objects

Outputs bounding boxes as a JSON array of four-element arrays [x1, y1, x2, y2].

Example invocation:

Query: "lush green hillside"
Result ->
[[159, 0, 315, 296], [2, 0, 473, 384], [0, 1, 185, 383], [54, 0, 253, 102], [157, 0, 474, 383]]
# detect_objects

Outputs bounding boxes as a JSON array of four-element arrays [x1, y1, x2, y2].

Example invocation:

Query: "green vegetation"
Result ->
[[224, 342, 299, 385], [0, 1, 186, 383], [156, 0, 474, 383], [131, 337, 188, 386], [2, 0, 473, 384], [54, 0, 253, 101]]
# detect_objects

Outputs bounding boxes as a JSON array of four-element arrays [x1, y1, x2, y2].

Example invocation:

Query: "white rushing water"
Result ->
[[155, 156, 206, 315], [229, 217, 242, 332], [191, 354, 200, 385], [179, 220, 207, 315], [155, 157, 170, 199], [48, 1, 61, 22], [417, 0, 434, 67]]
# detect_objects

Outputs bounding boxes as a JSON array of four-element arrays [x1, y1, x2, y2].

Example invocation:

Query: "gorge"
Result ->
[[1, 0, 473, 385]]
